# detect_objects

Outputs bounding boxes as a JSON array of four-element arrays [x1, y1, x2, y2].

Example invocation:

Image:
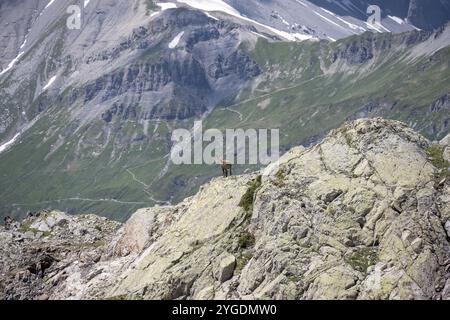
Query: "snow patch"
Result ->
[[275, 13, 290, 26], [318, 8, 364, 33], [335, 16, 365, 32], [151, 2, 178, 16], [388, 15, 405, 25], [44, 0, 56, 10], [294, 0, 308, 7], [204, 11, 219, 20], [0, 51, 25, 76], [84, 0, 91, 8], [365, 21, 390, 33], [43, 75, 58, 91], [313, 10, 348, 32], [40, 0, 57, 16], [20, 39, 28, 50], [251, 31, 270, 40], [168, 31, 185, 49], [321, 8, 335, 16], [0, 132, 21, 154], [2, 26, 33, 76]]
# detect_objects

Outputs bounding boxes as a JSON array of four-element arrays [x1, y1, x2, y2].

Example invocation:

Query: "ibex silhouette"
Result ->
[[219, 159, 232, 178]]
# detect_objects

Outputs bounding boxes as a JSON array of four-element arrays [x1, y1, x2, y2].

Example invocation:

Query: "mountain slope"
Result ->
[[170, 0, 450, 40], [1, 119, 450, 300], [0, 1, 450, 221]]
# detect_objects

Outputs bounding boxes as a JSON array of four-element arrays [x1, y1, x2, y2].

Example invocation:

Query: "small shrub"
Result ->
[[239, 175, 262, 213], [426, 145, 450, 181], [19, 223, 51, 238], [19, 222, 32, 233], [276, 168, 285, 180], [346, 247, 378, 273], [273, 168, 286, 187], [238, 231, 255, 249], [41, 231, 51, 238], [286, 273, 302, 283], [234, 230, 256, 274]]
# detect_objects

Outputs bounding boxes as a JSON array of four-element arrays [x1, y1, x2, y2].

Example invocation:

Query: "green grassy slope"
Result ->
[[1, 30, 449, 221]]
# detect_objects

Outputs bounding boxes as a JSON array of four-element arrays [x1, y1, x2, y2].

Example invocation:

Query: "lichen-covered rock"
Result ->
[[215, 254, 237, 283], [1, 119, 450, 300], [110, 206, 175, 257]]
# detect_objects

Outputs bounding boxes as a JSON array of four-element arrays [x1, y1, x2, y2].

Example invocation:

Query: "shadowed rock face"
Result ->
[[1, 119, 450, 300]]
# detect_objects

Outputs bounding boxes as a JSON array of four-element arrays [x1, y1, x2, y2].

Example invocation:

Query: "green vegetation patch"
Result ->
[[239, 175, 262, 213], [426, 144, 450, 181], [346, 247, 378, 273], [238, 230, 255, 249], [273, 167, 286, 187]]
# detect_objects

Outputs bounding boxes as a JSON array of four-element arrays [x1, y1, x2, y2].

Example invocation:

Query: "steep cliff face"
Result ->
[[1, 119, 450, 300]]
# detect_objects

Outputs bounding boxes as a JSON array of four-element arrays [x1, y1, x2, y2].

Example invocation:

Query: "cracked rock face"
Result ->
[[1, 118, 450, 300]]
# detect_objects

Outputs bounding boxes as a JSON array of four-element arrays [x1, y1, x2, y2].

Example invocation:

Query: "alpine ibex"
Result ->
[[220, 159, 232, 178]]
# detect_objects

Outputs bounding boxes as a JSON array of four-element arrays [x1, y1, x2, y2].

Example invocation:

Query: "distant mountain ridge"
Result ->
[[173, 0, 450, 40]]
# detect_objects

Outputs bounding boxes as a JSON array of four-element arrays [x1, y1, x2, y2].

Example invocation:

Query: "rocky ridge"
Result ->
[[1, 118, 450, 300]]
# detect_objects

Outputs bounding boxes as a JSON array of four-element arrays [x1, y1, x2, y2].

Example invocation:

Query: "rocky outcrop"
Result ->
[[1, 118, 450, 300], [0, 210, 120, 300]]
